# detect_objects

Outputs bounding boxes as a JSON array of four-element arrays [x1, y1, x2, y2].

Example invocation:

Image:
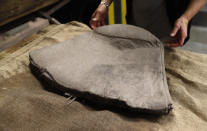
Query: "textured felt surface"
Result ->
[[29, 24, 172, 113]]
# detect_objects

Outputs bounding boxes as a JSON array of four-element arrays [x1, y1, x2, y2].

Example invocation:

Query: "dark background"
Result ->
[[52, 0, 101, 26]]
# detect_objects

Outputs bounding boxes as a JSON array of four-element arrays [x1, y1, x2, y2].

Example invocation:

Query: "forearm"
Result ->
[[182, 0, 207, 21]]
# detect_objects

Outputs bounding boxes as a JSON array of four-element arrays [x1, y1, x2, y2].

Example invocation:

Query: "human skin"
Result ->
[[90, 0, 112, 29], [90, 0, 207, 47]]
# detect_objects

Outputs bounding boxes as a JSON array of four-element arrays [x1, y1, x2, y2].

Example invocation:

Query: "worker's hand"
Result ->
[[90, 4, 108, 29], [166, 16, 189, 47]]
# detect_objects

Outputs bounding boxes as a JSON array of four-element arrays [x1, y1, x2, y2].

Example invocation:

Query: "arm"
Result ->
[[168, 0, 207, 47], [90, 0, 113, 29]]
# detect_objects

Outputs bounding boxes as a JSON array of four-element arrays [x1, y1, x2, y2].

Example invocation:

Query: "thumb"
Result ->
[[170, 25, 180, 37]]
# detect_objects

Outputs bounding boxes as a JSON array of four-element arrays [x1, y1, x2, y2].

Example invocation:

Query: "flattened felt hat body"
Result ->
[[29, 24, 173, 114]]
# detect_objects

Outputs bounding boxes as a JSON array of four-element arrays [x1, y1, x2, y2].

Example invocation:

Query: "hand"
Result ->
[[166, 16, 189, 47], [90, 4, 108, 29]]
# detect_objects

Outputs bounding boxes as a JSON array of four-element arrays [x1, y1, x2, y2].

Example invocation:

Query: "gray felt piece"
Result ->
[[29, 24, 173, 114]]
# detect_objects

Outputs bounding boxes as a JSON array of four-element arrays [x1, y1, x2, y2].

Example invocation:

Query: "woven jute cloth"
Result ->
[[0, 22, 207, 131]]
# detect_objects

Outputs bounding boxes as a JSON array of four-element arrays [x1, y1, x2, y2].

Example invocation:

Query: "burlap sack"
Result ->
[[29, 24, 173, 114]]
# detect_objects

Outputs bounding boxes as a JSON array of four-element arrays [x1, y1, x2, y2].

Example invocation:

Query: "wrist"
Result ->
[[98, 3, 109, 12], [179, 15, 190, 24], [100, 0, 112, 8], [180, 14, 191, 23]]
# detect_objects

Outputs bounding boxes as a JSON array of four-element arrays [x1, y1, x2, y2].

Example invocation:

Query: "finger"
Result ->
[[94, 21, 99, 29], [179, 27, 187, 46], [166, 43, 181, 47], [90, 22, 96, 29], [90, 18, 98, 29], [91, 12, 96, 19], [164, 39, 177, 44], [96, 21, 101, 27], [95, 11, 102, 20], [101, 20, 105, 26], [170, 25, 180, 37]]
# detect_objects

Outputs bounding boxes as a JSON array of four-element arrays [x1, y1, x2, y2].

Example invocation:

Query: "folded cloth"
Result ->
[[29, 24, 173, 114]]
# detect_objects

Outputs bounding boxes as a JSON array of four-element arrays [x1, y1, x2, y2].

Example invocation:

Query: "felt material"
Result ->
[[29, 24, 172, 114], [0, 22, 207, 131]]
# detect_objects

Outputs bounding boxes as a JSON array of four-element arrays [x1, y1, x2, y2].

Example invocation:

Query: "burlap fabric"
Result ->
[[0, 22, 207, 131]]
